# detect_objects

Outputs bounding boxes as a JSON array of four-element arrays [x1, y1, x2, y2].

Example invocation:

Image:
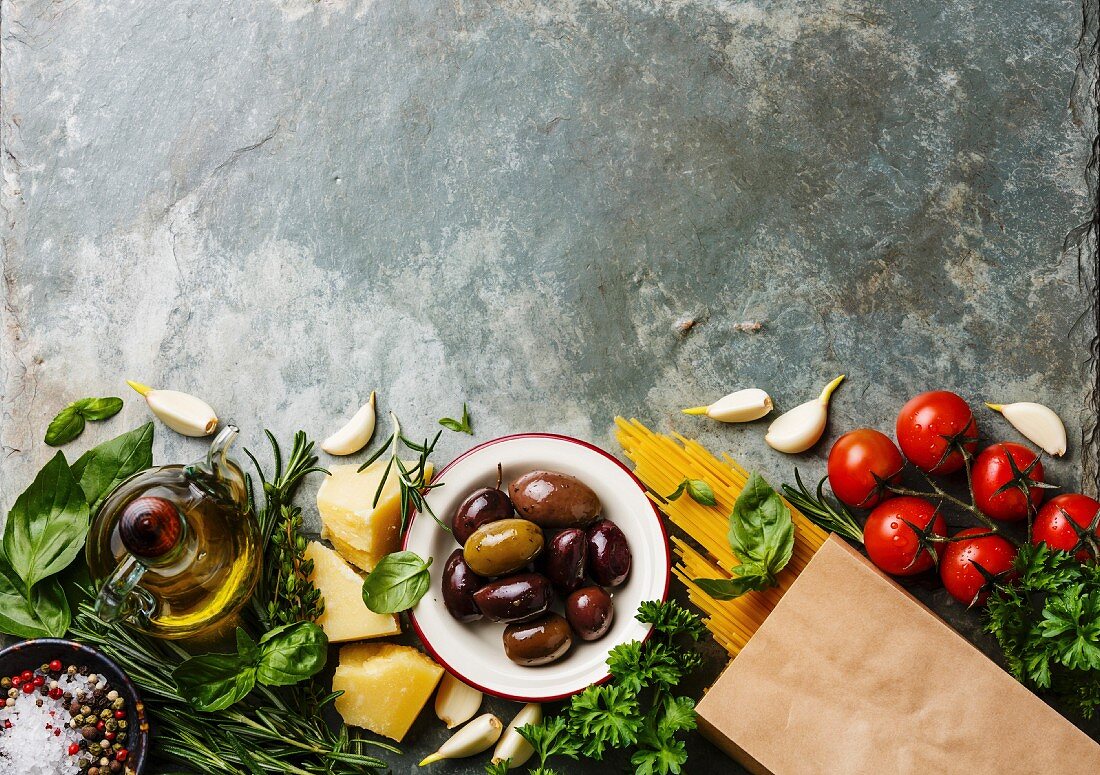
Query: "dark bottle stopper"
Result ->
[[118, 496, 184, 560]]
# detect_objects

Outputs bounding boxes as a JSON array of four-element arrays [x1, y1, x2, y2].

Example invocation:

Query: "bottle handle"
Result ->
[[93, 555, 157, 626]]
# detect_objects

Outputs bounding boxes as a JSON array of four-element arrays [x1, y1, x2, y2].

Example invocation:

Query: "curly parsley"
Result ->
[[985, 544, 1100, 718], [506, 600, 703, 775]]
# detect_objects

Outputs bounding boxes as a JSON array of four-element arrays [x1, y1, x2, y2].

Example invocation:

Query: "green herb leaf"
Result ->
[[173, 652, 256, 712], [361, 551, 432, 613], [518, 716, 579, 766], [71, 423, 154, 510], [44, 397, 124, 446], [484, 761, 511, 775], [3, 451, 89, 592], [0, 557, 70, 638], [635, 600, 707, 641], [45, 405, 87, 447], [567, 684, 642, 759], [665, 478, 716, 506], [438, 403, 473, 435], [235, 627, 261, 664], [256, 622, 328, 686], [692, 473, 794, 600]]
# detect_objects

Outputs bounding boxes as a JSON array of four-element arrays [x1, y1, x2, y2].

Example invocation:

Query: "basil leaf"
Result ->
[[255, 622, 328, 686], [44, 397, 124, 446], [72, 423, 154, 510], [173, 653, 256, 712], [3, 451, 89, 592], [692, 473, 794, 601], [439, 403, 473, 435], [728, 473, 794, 580], [80, 397, 123, 421], [362, 551, 433, 613], [45, 405, 86, 447], [666, 479, 716, 506], [235, 627, 261, 664], [0, 557, 70, 638]]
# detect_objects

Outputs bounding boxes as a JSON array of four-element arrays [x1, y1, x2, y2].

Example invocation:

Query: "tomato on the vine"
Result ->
[[940, 527, 1018, 606], [1032, 493, 1100, 562], [863, 496, 946, 576], [827, 428, 904, 509], [895, 391, 978, 474], [971, 442, 1046, 522]]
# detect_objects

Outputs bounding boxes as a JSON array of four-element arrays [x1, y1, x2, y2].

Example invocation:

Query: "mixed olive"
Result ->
[[441, 469, 632, 666]]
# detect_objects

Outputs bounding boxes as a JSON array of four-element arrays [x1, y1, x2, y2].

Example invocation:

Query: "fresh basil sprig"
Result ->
[[666, 478, 717, 506], [362, 551, 432, 613], [0, 424, 156, 639], [693, 472, 794, 600], [438, 403, 473, 435], [45, 397, 124, 446], [174, 622, 328, 712]]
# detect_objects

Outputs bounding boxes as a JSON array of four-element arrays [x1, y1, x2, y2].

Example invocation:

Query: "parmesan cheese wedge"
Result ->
[[304, 541, 400, 643], [317, 459, 434, 571], [333, 643, 443, 742]]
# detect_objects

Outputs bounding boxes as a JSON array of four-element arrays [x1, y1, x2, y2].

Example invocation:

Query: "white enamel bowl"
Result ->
[[403, 433, 670, 702]]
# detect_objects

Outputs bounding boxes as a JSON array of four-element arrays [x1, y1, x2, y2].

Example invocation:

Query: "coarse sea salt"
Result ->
[[0, 673, 95, 775]]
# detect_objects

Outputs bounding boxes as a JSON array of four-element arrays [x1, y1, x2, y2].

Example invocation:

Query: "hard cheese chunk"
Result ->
[[317, 460, 433, 571], [305, 541, 400, 643], [333, 643, 443, 741]]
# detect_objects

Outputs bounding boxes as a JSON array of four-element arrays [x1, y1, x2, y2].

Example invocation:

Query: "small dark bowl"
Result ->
[[0, 638, 149, 773]]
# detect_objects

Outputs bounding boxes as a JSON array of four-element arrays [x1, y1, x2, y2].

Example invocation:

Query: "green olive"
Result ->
[[463, 518, 544, 577]]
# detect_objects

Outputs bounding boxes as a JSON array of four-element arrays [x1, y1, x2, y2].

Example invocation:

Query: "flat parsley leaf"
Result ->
[[567, 684, 642, 758]]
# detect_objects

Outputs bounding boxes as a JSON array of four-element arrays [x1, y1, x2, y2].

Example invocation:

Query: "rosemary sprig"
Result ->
[[244, 430, 328, 628], [782, 469, 864, 544], [70, 431, 397, 774], [358, 412, 448, 533]]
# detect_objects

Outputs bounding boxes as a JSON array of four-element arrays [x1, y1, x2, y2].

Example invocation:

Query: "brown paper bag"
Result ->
[[697, 535, 1100, 775]]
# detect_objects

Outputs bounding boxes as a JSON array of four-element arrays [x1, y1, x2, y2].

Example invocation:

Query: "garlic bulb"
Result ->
[[419, 713, 502, 766], [683, 388, 773, 423], [986, 401, 1067, 457], [322, 392, 377, 455], [492, 703, 541, 769], [765, 375, 845, 454], [127, 381, 218, 437], [434, 672, 483, 729]]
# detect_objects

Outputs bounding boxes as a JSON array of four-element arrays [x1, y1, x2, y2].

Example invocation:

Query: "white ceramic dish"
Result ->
[[403, 433, 670, 702]]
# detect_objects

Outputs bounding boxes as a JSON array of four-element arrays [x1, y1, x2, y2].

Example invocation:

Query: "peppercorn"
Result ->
[[111, 697, 126, 711], [88, 743, 102, 757], [105, 719, 118, 732], [100, 709, 113, 720], [109, 762, 122, 773], [81, 704, 93, 715], [88, 768, 99, 775], [117, 719, 128, 730], [1, 677, 10, 689], [82, 725, 99, 739]]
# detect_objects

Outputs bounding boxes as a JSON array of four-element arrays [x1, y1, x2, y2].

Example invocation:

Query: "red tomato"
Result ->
[[971, 442, 1046, 522], [895, 391, 979, 474], [1032, 493, 1100, 561], [940, 527, 1018, 606], [864, 496, 946, 576], [827, 429, 905, 508]]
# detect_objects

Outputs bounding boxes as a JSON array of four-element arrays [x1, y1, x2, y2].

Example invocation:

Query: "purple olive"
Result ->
[[452, 486, 514, 545], [441, 549, 485, 622], [472, 573, 554, 623], [503, 613, 574, 666], [540, 528, 588, 594], [586, 519, 631, 587], [565, 586, 614, 641], [509, 470, 601, 529]]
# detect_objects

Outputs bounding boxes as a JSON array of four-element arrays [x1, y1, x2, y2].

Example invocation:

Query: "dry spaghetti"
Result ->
[[615, 417, 828, 656]]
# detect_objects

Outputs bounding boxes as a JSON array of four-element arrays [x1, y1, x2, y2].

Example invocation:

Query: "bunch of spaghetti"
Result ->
[[615, 417, 828, 656]]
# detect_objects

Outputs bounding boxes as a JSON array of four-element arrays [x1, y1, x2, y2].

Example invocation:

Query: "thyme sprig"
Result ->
[[358, 412, 448, 533]]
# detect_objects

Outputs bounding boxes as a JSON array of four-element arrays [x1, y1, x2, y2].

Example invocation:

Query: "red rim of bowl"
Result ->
[[402, 432, 671, 702]]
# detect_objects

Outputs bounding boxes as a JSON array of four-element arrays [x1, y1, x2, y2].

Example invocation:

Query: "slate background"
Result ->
[[2, 0, 1098, 772]]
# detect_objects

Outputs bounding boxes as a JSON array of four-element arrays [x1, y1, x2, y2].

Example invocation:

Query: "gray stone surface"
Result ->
[[1, 0, 1097, 772]]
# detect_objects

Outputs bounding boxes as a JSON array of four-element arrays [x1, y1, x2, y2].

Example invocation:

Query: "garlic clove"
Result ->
[[683, 388, 773, 423], [492, 702, 541, 769], [127, 380, 218, 437], [419, 713, 502, 766], [986, 401, 1067, 457], [434, 672, 483, 729], [764, 375, 845, 454], [321, 392, 377, 456]]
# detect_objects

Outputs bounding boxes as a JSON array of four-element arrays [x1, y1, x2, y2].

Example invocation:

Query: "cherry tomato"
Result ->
[[863, 496, 946, 576], [940, 527, 1017, 605], [895, 391, 978, 474], [827, 429, 904, 508], [971, 442, 1046, 522], [1032, 493, 1100, 561]]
